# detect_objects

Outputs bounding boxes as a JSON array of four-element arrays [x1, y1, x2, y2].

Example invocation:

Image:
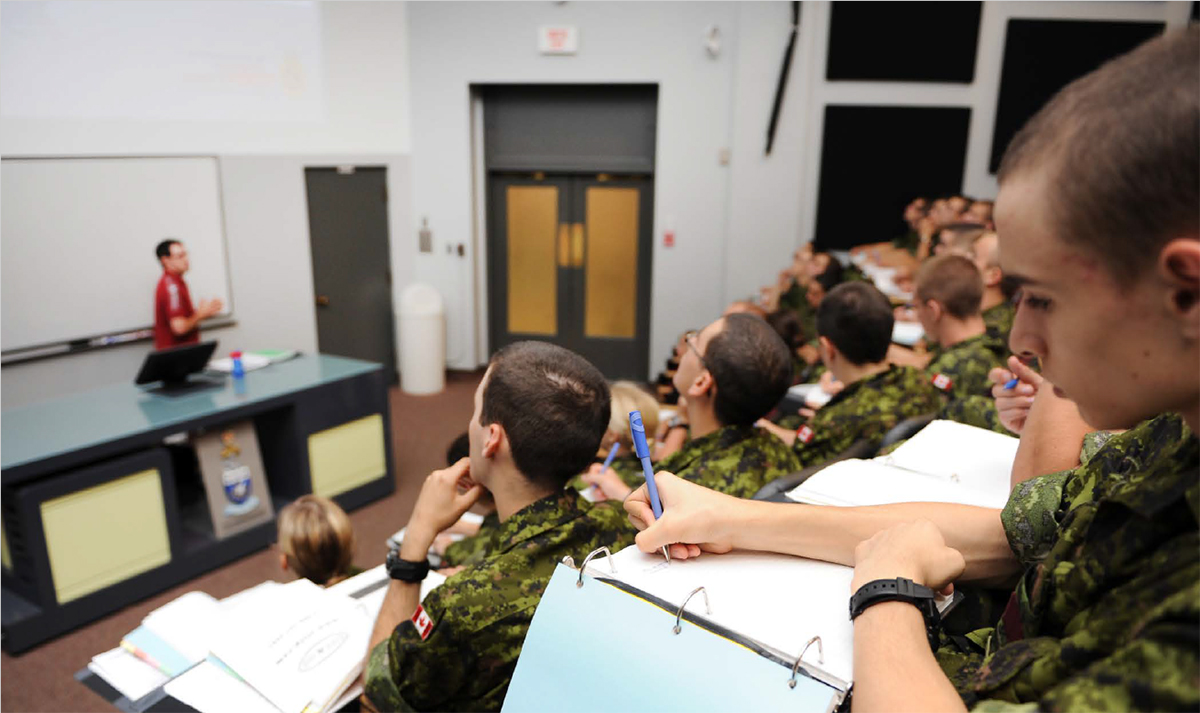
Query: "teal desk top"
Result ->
[[2, 354, 381, 472]]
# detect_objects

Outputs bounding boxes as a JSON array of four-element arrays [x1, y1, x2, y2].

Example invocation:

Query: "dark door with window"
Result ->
[[305, 166, 398, 383], [483, 85, 657, 379]]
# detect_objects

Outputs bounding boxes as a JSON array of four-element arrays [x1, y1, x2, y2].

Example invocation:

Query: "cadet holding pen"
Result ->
[[629, 410, 671, 563], [585, 442, 621, 500]]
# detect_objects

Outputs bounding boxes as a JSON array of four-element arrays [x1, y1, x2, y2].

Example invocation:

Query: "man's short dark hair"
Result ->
[[704, 313, 793, 427], [998, 29, 1199, 287], [916, 255, 984, 320], [481, 341, 610, 490], [817, 282, 894, 366], [766, 309, 806, 351], [445, 432, 470, 466], [156, 239, 180, 262]]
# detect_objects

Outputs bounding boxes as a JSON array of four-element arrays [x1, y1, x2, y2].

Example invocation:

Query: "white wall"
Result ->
[[408, 1, 813, 375], [1, 1, 413, 408], [1, 1, 411, 156]]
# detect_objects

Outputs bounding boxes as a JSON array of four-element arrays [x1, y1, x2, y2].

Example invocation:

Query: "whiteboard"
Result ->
[[2, 157, 232, 352]]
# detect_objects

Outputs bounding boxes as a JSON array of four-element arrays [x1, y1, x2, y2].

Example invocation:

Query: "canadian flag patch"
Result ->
[[411, 605, 433, 640], [931, 373, 953, 391], [796, 425, 815, 444]]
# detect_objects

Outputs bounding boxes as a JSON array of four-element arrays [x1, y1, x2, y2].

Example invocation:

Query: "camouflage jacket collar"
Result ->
[[667, 424, 760, 471], [930, 330, 1006, 361], [492, 488, 588, 555], [1101, 417, 1199, 522], [823, 365, 910, 410]]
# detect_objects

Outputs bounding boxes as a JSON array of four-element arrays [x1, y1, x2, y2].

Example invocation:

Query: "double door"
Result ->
[[488, 173, 653, 379]]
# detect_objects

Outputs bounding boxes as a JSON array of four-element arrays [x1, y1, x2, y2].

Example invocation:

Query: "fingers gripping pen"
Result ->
[[629, 410, 671, 563]]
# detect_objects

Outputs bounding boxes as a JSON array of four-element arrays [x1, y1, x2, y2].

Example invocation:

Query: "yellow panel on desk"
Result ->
[[41, 469, 171, 604], [308, 414, 387, 498]]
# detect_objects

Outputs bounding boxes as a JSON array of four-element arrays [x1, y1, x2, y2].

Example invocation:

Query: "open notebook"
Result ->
[[788, 419, 1018, 509]]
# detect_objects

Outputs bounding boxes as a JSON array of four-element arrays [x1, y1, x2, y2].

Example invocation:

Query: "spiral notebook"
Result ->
[[505, 547, 961, 712]]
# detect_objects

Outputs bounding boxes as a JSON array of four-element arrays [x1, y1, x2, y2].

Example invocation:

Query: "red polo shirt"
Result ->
[[154, 271, 199, 350]]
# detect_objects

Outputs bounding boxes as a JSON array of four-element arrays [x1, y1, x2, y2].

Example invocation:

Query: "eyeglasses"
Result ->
[[684, 331, 706, 366]]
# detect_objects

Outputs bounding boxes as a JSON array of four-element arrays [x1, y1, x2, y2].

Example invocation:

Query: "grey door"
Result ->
[[483, 84, 657, 380], [305, 167, 397, 383], [488, 173, 653, 379]]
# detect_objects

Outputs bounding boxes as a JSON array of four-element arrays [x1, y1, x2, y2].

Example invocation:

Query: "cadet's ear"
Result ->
[[279, 553, 289, 572], [982, 265, 1003, 289], [686, 369, 715, 400], [482, 422, 504, 459], [925, 299, 944, 323], [1159, 238, 1200, 341], [817, 336, 837, 365]]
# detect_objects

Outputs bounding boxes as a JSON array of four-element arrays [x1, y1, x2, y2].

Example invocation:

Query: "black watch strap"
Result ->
[[849, 577, 941, 649], [386, 548, 430, 583]]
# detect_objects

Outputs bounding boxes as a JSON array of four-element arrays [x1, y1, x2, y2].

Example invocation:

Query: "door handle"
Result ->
[[557, 223, 570, 268], [571, 223, 585, 268], [316, 295, 331, 306]]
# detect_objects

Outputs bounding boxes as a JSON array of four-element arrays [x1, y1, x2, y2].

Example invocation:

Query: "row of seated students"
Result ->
[[270, 28, 1197, 712]]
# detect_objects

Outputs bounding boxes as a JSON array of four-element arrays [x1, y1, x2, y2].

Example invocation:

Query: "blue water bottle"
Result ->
[[230, 350, 246, 395]]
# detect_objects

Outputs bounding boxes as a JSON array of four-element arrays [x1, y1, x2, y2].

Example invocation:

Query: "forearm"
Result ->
[[852, 603, 966, 713], [368, 580, 420, 653], [169, 314, 201, 336], [727, 500, 1016, 582], [655, 427, 688, 460], [1010, 386, 1092, 487], [369, 526, 433, 652]]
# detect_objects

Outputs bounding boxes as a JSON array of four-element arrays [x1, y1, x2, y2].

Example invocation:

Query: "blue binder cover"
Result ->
[[503, 563, 843, 712]]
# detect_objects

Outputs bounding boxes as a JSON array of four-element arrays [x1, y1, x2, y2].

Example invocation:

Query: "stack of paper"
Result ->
[[786, 420, 1018, 509]]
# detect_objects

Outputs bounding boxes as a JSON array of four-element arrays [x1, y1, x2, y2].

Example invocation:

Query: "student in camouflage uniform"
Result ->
[[365, 342, 635, 712], [656, 312, 800, 498], [779, 282, 944, 468], [915, 255, 1010, 401], [625, 30, 1200, 710]]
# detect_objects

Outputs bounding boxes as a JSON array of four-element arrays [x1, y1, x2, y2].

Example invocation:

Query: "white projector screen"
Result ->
[[1, 157, 232, 352]]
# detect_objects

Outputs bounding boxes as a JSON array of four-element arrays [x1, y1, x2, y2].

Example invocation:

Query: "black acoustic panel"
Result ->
[[827, 2, 982, 82], [813, 105, 970, 251], [989, 19, 1164, 173]]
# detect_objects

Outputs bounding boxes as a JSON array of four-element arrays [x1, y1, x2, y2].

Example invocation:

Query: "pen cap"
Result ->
[[629, 410, 651, 459]]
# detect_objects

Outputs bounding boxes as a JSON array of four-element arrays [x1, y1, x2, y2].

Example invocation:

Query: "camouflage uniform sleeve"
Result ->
[[793, 411, 859, 469], [365, 587, 473, 712], [1000, 470, 1070, 565], [968, 582, 1200, 712], [941, 395, 1011, 435], [1079, 430, 1118, 465]]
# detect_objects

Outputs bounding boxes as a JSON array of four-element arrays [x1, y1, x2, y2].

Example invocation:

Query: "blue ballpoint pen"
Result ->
[[629, 410, 671, 563], [587, 442, 621, 499], [1004, 377, 1020, 390]]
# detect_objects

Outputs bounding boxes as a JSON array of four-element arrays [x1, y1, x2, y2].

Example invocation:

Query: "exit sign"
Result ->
[[539, 26, 579, 55]]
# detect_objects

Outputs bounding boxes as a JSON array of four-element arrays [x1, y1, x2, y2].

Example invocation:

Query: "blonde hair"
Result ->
[[276, 495, 355, 587], [606, 381, 660, 451]]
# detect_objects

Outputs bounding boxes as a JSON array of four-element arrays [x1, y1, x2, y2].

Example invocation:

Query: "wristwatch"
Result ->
[[849, 577, 941, 649], [385, 548, 430, 583]]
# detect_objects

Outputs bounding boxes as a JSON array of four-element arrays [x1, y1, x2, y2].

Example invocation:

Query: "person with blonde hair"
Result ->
[[276, 494, 357, 587], [579, 381, 660, 500]]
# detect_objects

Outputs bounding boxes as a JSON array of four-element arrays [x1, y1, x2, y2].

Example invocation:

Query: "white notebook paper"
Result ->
[[586, 546, 957, 685]]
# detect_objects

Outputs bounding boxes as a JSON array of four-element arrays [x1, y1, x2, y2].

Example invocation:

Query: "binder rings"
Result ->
[[505, 546, 962, 712], [503, 549, 850, 713]]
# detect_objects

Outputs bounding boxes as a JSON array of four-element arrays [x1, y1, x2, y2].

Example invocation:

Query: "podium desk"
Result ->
[[1, 354, 395, 653]]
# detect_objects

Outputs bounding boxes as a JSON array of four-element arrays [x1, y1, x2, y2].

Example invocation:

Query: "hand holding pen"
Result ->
[[629, 410, 671, 563], [991, 355, 1044, 435]]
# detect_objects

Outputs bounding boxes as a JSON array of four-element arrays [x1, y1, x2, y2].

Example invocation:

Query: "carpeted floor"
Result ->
[[0, 369, 484, 713]]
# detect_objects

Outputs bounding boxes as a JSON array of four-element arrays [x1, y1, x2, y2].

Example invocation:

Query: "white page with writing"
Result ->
[[209, 579, 371, 713], [788, 459, 1007, 509], [588, 546, 858, 683], [879, 419, 1018, 499]]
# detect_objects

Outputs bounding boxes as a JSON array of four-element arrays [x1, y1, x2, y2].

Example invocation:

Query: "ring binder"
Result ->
[[574, 547, 616, 588], [788, 636, 824, 689], [672, 587, 711, 635]]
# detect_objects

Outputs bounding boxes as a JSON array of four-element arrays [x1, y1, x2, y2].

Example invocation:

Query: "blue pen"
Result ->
[[586, 443, 622, 500], [1004, 378, 1020, 390], [630, 410, 671, 563]]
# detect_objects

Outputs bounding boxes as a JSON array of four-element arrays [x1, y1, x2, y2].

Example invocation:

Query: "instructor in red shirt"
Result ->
[[154, 239, 223, 350]]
